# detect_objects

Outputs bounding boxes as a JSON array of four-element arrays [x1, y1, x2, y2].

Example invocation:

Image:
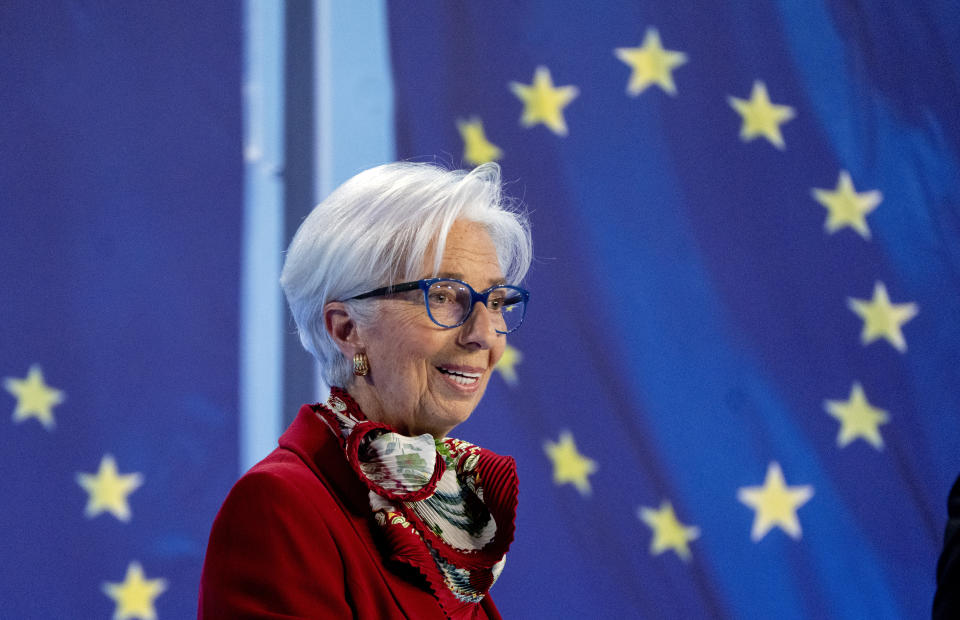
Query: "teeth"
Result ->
[[438, 367, 482, 382]]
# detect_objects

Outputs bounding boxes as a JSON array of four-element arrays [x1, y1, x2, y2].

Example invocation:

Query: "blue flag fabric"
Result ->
[[0, 5, 241, 618], [388, 2, 960, 617], [3, 3, 959, 618]]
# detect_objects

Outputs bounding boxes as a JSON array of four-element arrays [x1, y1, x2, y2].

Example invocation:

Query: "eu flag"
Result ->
[[387, 1, 960, 617], [2, 2, 958, 618]]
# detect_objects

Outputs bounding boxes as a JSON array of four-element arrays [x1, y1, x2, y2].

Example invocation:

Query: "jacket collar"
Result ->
[[277, 403, 371, 514]]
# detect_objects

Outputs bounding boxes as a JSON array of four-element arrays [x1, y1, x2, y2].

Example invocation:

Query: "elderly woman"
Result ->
[[199, 162, 531, 619]]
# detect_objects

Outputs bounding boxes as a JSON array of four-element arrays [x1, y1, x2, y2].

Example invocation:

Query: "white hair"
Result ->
[[280, 161, 532, 387]]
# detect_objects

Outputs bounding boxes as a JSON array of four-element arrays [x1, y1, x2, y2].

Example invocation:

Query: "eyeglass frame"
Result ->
[[349, 277, 530, 334]]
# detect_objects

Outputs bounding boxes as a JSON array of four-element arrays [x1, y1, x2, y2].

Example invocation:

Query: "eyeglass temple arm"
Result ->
[[350, 281, 423, 300]]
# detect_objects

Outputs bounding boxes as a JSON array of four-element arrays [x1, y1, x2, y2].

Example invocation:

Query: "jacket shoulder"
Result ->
[[199, 448, 356, 618], [218, 447, 351, 535]]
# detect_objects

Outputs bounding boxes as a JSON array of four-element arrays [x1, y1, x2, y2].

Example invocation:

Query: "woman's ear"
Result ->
[[323, 301, 361, 356]]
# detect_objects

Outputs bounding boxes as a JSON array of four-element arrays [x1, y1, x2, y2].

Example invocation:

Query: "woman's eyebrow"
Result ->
[[437, 272, 507, 287]]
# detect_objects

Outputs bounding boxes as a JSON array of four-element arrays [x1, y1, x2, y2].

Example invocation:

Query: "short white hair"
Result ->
[[280, 161, 532, 387]]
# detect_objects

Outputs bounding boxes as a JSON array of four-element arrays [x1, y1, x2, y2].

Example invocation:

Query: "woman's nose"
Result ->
[[458, 301, 499, 348]]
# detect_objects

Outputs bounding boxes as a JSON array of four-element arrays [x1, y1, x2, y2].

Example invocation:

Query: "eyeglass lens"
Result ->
[[426, 280, 525, 332]]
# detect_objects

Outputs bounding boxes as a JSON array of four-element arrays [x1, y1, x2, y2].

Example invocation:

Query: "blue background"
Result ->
[[1, 1, 958, 617], [1, 5, 241, 618]]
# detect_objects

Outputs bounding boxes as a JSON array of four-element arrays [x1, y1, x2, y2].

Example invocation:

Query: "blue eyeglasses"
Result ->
[[351, 278, 529, 334]]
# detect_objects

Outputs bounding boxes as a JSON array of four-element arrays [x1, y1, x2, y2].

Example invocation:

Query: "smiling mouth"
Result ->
[[436, 367, 483, 386]]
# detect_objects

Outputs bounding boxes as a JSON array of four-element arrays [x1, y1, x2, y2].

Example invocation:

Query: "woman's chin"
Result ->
[[422, 396, 481, 438]]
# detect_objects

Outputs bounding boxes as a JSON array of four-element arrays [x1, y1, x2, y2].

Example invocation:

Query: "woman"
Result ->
[[199, 162, 532, 619]]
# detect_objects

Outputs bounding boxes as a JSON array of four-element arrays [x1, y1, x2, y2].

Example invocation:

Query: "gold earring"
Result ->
[[353, 352, 369, 376]]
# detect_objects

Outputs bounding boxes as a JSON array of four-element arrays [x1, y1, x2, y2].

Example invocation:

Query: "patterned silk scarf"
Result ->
[[314, 388, 517, 613]]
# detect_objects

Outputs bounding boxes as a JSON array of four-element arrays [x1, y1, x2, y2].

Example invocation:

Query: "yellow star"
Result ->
[[614, 28, 688, 96], [638, 500, 700, 561], [727, 81, 796, 149], [811, 170, 883, 239], [103, 561, 167, 620], [509, 66, 579, 136], [737, 462, 813, 541], [76, 455, 144, 522], [824, 382, 889, 450], [3, 364, 64, 430], [494, 344, 522, 386], [457, 117, 503, 166], [847, 281, 918, 353], [543, 431, 598, 496]]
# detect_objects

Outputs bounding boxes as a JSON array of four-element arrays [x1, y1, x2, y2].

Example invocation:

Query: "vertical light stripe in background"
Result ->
[[315, 0, 395, 199], [240, 0, 395, 466], [313, 0, 396, 397], [241, 0, 285, 472]]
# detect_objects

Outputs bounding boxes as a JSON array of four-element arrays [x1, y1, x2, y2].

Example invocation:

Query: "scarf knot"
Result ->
[[314, 388, 517, 610]]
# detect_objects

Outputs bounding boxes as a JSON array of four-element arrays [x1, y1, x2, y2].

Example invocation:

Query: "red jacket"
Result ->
[[198, 404, 503, 619]]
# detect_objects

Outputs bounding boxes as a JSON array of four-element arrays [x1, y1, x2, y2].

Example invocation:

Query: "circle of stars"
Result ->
[[443, 22, 925, 566]]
